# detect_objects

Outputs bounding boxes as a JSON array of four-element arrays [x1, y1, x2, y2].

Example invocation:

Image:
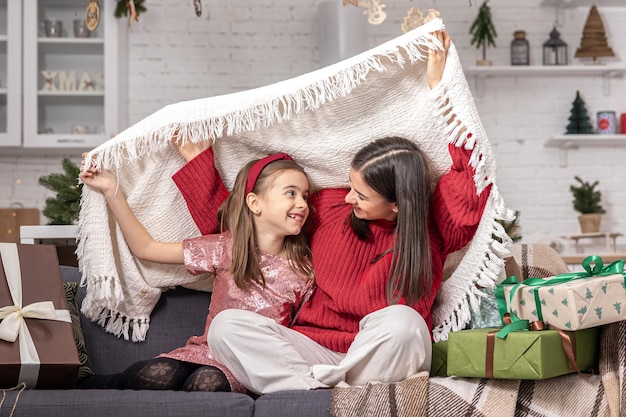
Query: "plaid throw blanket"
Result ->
[[331, 320, 624, 417]]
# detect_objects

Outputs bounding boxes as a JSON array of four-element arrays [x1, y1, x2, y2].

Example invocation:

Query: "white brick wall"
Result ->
[[2, 0, 625, 254]]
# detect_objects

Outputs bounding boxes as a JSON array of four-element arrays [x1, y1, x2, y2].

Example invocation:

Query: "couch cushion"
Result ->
[[1, 389, 254, 417], [254, 390, 332, 417], [60, 266, 211, 375], [63, 281, 95, 379]]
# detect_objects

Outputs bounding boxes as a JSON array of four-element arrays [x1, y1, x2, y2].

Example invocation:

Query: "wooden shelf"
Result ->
[[545, 134, 626, 167], [545, 134, 626, 147], [561, 232, 623, 253], [561, 253, 626, 266], [20, 225, 78, 244], [464, 65, 626, 78], [38, 37, 104, 44], [541, 0, 626, 7], [465, 65, 625, 97], [38, 90, 105, 97]]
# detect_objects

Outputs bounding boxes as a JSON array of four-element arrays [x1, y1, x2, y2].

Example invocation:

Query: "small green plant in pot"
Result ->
[[570, 176, 605, 233]]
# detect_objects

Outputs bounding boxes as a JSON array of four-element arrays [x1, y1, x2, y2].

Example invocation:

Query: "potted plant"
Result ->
[[469, 0, 497, 66], [570, 176, 605, 233]]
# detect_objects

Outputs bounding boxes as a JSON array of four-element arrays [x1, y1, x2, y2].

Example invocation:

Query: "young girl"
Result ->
[[170, 30, 492, 395], [79, 152, 315, 393]]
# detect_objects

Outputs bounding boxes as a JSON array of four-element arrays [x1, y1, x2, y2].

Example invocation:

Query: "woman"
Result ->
[[172, 30, 490, 394]]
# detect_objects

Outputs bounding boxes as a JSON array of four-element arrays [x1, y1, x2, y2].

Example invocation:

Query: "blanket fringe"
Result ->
[[82, 20, 442, 172], [433, 188, 512, 342], [80, 303, 150, 342], [427, 69, 513, 341]]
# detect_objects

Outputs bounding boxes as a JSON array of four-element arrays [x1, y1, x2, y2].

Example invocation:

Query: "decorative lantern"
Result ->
[[543, 26, 568, 65]]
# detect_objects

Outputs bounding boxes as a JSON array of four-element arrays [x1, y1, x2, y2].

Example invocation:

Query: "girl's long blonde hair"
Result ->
[[220, 159, 314, 290]]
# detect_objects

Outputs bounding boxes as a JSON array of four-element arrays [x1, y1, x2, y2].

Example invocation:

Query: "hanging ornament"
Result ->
[[127, 0, 139, 27], [193, 0, 202, 17], [85, 0, 101, 32], [114, 0, 147, 21], [423, 8, 441, 24], [401, 7, 423, 33], [359, 0, 387, 25], [343, 0, 359, 6]]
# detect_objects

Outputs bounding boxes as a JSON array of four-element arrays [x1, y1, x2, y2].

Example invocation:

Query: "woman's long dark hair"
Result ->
[[350, 136, 432, 305]]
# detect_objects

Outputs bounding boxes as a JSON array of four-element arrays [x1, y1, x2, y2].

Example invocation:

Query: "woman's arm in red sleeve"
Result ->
[[428, 73, 492, 255], [433, 142, 491, 255], [172, 147, 229, 235]]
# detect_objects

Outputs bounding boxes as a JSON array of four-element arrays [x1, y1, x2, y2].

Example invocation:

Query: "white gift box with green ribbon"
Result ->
[[496, 256, 626, 331]]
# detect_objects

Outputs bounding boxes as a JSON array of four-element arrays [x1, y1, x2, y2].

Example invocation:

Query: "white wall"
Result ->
[[2, 0, 625, 254]]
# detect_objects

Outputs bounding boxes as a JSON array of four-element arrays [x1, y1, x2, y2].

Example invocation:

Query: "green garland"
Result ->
[[38, 158, 83, 225], [114, 0, 147, 19]]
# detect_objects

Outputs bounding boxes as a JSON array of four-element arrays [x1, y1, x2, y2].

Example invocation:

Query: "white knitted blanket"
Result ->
[[78, 18, 512, 342]]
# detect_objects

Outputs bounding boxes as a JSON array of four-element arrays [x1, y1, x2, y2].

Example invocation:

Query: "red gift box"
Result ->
[[0, 243, 80, 388]]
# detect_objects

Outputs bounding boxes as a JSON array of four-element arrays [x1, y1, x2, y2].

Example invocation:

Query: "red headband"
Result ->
[[245, 153, 293, 194]]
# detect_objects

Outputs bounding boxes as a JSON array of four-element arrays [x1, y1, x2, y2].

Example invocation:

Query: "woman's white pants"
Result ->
[[208, 304, 431, 395]]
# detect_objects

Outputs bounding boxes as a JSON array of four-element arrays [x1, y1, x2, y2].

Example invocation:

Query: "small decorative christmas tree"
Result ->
[[469, 1, 497, 66], [38, 158, 83, 225], [575, 5, 614, 64], [565, 91, 594, 134]]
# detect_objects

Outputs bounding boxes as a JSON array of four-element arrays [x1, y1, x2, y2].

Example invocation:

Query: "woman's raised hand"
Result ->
[[426, 30, 451, 89]]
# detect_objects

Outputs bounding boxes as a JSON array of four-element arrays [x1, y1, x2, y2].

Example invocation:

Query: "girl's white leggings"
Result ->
[[208, 304, 431, 395]]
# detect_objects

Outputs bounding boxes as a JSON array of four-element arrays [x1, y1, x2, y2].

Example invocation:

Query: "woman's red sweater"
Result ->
[[173, 142, 490, 353]]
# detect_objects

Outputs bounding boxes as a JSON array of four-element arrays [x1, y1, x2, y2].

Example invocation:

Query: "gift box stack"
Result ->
[[0, 243, 80, 389], [430, 340, 448, 377], [445, 255, 623, 380]]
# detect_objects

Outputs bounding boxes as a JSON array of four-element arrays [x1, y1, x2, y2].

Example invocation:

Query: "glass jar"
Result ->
[[511, 30, 530, 65]]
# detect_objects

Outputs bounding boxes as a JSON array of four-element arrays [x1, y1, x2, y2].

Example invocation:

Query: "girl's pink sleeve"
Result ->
[[172, 148, 230, 235], [432, 141, 491, 256]]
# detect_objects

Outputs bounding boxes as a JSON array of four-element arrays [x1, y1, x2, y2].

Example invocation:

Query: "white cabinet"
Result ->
[[0, 0, 21, 147], [1, 0, 127, 149]]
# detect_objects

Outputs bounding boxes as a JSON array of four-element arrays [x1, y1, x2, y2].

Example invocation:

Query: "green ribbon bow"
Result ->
[[495, 255, 625, 339]]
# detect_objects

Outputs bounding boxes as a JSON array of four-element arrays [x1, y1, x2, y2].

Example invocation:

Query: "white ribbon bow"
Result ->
[[0, 243, 71, 387]]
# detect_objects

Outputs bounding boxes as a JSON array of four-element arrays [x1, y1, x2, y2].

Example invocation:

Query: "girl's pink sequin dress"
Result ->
[[159, 231, 314, 393]]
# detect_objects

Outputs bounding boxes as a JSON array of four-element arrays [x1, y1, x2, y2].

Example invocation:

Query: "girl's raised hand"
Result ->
[[79, 153, 117, 195], [171, 130, 212, 162], [426, 30, 451, 89]]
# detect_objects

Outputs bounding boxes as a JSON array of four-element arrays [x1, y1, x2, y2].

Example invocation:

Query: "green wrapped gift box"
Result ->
[[430, 340, 448, 377], [447, 327, 600, 380]]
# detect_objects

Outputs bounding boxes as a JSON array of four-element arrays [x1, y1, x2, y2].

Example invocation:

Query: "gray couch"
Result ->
[[1, 266, 332, 417]]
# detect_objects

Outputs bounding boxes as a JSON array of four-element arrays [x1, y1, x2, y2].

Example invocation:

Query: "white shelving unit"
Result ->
[[465, 65, 626, 77], [545, 134, 626, 167], [540, 0, 625, 7], [5, 0, 128, 149], [0, 0, 22, 147], [465, 65, 626, 96], [545, 134, 626, 147]]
